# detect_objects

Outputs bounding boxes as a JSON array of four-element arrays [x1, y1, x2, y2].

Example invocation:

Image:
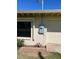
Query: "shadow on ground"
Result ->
[[38, 52, 45, 59]]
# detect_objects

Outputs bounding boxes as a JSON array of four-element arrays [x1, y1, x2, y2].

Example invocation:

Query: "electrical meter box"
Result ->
[[38, 25, 44, 34]]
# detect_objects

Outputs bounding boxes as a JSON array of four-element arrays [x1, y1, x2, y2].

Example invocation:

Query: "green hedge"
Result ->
[[17, 39, 24, 48]]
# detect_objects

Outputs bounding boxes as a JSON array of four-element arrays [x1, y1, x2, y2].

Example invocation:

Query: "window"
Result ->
[[17, 22, 31, 37]]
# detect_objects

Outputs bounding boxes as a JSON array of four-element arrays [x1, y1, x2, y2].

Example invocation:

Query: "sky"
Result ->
[[17, 0, 61, 10]]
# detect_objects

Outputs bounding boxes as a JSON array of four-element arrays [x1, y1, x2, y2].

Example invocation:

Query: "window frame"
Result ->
[[17, 18, 34, 40], [17, 22, 31, 37]]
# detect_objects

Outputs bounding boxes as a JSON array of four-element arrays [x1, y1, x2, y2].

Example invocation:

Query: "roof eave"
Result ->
[[17, 10, 61, 14]]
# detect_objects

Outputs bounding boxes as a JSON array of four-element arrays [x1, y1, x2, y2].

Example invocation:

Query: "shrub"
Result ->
[[17, 39, 24, 48]]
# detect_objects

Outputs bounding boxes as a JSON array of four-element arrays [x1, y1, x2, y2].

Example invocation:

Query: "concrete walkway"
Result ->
[[18, 47, 48, 56]]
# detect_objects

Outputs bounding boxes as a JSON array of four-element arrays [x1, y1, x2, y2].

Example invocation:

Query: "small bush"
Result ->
[[17, 39, 24, 48]]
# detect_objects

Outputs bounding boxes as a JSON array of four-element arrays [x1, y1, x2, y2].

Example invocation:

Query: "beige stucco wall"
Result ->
[[17, 15, 61, 46], [45, 17, 61, 44], [34, 16, 61, 45]]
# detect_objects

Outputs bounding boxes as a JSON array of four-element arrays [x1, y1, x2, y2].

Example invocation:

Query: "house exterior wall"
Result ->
[[17, 15, 61, 46], [34, 16, 61, 45], [45, 17, 61, 44]]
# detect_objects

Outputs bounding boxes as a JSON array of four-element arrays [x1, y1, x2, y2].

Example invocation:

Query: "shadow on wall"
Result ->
[[47, 21, 61, 32], [35, 21, 61, 32], [34, 16, 61, 32], [38, 52, 45, 59]]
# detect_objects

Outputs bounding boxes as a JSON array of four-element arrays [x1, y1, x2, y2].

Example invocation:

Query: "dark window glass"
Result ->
[[17, 22, 31, 37]]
